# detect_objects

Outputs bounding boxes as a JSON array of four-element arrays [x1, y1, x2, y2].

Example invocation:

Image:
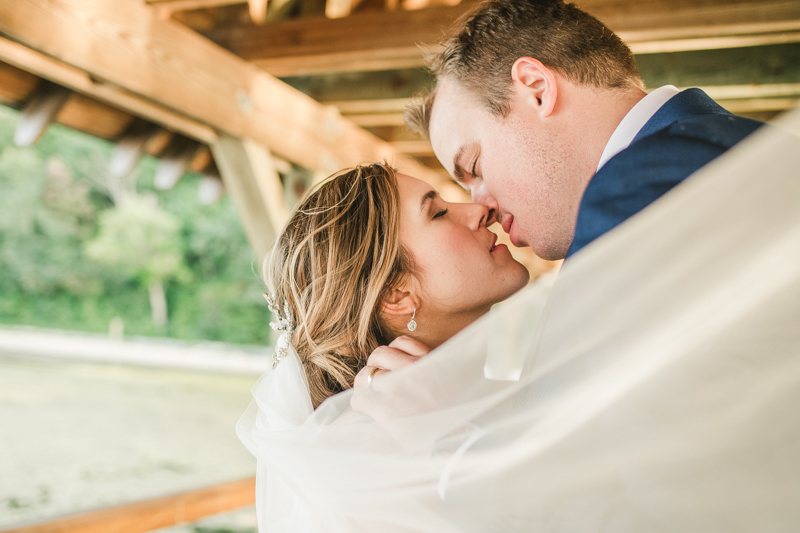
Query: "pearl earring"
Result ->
[[407, 308, 417, 332]]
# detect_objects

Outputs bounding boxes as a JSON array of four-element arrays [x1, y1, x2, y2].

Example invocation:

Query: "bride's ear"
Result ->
[[380, 287, 418, 317]]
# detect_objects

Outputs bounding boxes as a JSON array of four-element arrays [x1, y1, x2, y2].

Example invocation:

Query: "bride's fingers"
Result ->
[[388, 335, 432, 357], [353, 342, 426, 389], [367, 345, 421, 371], [353, 365, 385, 389]]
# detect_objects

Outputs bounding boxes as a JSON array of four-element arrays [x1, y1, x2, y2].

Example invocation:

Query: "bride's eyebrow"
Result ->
[[420, 190, 438, 213]]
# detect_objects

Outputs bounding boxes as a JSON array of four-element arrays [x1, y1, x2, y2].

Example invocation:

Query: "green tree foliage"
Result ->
[[86, 195, 189, 325], [87, 196, 187, 286], [0, 147, 99, 295], [0, 105, 272, 346]]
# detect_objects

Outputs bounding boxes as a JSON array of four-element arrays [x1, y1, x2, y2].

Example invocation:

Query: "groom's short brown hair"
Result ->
[[406, 0, 643, 138]]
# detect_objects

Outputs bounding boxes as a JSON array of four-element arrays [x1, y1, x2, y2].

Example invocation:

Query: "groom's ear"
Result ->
[[380, 288, 418, 317], [510, 57, 557, 117]]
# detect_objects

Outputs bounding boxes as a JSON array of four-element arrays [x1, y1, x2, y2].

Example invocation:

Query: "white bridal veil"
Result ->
[[237, 106, 800, 532]]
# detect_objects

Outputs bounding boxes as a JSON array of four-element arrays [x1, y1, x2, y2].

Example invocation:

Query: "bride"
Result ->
[[238, 111, 800, 532], [262, 162, 529, 408]]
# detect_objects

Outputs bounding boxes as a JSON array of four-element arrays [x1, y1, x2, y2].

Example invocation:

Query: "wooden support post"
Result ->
[[13, 80, 71, 147], [211, 134, 289, 258]]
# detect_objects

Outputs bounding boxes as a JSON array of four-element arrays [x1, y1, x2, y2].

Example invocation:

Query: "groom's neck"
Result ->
[[559, 83, 647, 174]]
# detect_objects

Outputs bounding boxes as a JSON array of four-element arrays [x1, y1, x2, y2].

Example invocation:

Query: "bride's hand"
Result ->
[[353, 335, 431, 390]]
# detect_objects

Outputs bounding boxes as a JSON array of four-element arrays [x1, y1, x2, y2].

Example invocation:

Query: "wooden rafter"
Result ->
[[109, 121, 162, 178], [204, 0, 800, 76], [0, 1, 447, 187], [14, 80, 72, 146], [154, 136, 203, 189]]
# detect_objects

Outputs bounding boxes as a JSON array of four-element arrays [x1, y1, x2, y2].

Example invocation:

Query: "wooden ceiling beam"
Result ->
[[204, 0, 800, 76], [0, 37, 217, 144], [0, 1, 446, 187]]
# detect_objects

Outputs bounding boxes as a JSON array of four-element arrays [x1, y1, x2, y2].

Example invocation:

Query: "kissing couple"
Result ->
[[237, 0, 800, 531]]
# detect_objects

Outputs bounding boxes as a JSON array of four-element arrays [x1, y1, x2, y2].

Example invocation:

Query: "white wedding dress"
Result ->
[[237, 106, 800, 532]]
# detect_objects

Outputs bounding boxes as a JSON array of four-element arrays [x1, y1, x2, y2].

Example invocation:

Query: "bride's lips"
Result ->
[[489, 234, 507, 253]]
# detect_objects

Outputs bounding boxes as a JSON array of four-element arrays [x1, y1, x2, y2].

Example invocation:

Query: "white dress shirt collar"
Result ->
[[596, 85, 680, 172]]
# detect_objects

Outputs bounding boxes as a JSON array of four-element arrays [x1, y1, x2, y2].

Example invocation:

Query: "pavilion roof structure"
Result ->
[[0, 0, 797, 261]]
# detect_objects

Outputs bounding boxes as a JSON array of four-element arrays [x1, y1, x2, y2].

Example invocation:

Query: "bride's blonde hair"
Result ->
[[265, 163, 415, 408]]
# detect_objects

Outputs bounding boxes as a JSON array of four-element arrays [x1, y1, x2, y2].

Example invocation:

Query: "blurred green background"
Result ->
[[0, 104, 272, 346]]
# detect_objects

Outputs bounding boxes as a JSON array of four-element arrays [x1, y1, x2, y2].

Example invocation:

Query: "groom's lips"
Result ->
[[501, 215, 513, 234], [501, 215, 514, 237]]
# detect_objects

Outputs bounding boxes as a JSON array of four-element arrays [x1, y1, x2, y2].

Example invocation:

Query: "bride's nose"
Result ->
[[465, 202, 491, 230], [470, 186, 498, 226]]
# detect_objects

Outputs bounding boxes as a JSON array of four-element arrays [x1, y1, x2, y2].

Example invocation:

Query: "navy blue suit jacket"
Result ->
[[565, 89, 763, 259]]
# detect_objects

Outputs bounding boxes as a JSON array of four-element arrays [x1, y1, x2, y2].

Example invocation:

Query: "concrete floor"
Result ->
[[0, 353, 259, 530]]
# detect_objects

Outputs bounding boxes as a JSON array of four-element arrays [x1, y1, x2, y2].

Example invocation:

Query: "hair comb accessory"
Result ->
[[264, 292, 295, 368]]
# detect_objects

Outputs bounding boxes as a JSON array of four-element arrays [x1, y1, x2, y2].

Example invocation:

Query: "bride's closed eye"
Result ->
[[433, 208, 449, 219]]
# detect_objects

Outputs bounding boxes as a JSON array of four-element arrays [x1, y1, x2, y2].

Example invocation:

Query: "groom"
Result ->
[[353, 0, 764, 386], [406, 0, 764, 261]]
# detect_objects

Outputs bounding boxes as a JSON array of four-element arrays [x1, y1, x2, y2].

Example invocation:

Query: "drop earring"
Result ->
[[407, 308, 417, 332]]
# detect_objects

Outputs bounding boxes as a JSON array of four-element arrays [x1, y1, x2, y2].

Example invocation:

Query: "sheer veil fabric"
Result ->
[[237, 107, 800, 532]]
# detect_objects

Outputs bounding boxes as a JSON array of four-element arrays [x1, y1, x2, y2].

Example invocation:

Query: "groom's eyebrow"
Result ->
[[452, 145, 468, 180], [420, 190, 438, 212]]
